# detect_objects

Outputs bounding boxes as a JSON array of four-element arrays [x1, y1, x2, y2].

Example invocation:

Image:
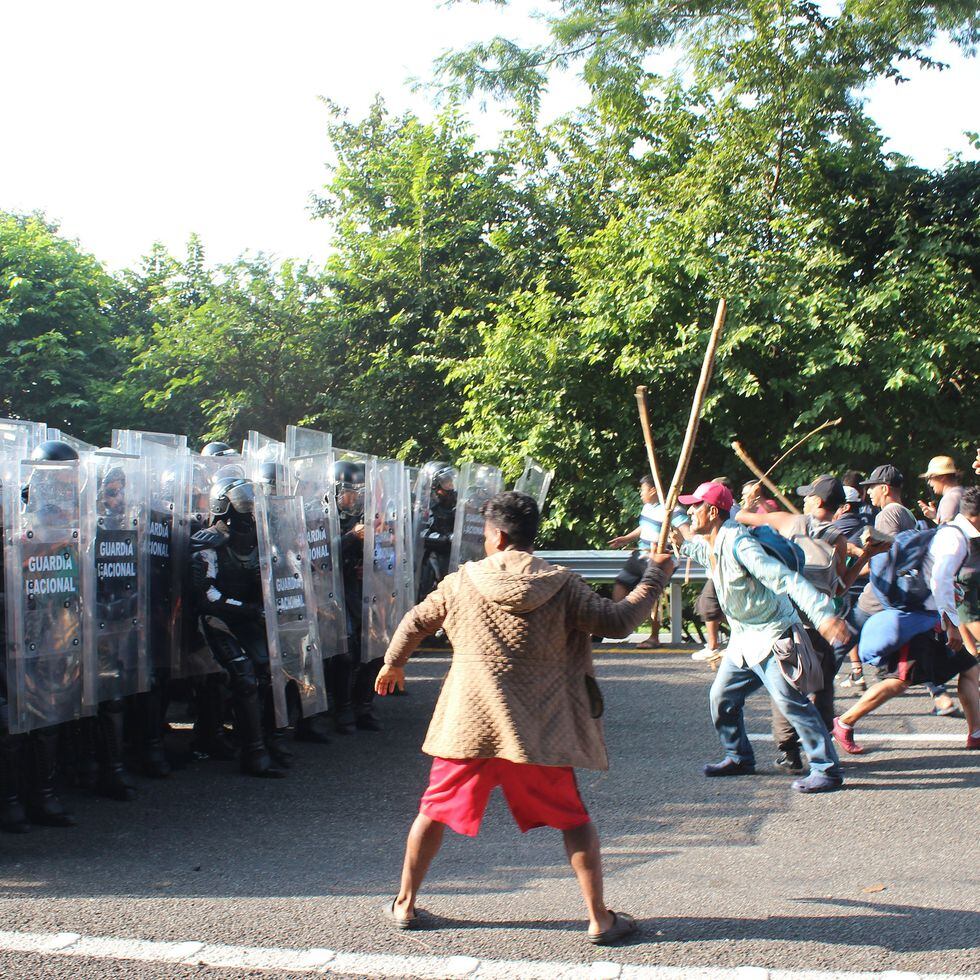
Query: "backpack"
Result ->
[[734, 525, 806, 574], [869, 524, 967, 612]]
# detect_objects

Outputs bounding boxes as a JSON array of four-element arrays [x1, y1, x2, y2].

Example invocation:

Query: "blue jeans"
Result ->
[[709, 653, 843, 778]]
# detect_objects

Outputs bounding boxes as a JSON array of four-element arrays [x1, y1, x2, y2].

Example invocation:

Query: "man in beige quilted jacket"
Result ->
[[375, 490, 674, 945]]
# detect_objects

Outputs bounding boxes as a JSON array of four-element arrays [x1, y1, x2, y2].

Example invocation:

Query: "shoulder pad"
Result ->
[[190, 527, 229, 553]]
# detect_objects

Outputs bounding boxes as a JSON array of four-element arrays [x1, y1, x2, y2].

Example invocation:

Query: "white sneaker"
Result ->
[[691, 646, 721, 661]]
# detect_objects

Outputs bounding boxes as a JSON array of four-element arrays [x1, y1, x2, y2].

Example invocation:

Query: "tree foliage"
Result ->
[[2, 1, 978, 545]]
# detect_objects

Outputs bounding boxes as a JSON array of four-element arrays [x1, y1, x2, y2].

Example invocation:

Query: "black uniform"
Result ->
[[191, 514, 284, 777]]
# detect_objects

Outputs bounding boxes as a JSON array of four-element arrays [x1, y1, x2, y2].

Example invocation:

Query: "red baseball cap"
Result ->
[[678, 481, 734, 512]]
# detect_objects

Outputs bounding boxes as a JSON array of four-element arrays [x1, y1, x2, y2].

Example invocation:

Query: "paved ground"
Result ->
[[1, 648, 978, 978]]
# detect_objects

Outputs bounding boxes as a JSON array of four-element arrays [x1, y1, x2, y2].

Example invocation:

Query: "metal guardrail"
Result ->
[[537, 550, 708, 644]]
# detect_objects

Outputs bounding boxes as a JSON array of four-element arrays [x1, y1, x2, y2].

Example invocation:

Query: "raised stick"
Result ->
[[762, 418, 843, 480], [657, 298, 729, 553], [634, 385, 666, 503], [732, 440, 800, 514]]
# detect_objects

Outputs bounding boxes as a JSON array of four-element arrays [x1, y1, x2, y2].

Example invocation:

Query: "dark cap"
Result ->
[[797, 474, 845, 509], [860, 464, 903, 489]]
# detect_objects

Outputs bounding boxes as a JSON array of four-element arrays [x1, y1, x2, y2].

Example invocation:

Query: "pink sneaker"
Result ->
[[966, 733, 980, 750], [832, 717, 865, 755]]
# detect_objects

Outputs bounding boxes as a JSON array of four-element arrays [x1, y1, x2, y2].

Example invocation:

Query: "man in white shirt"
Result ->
[[833, 487, 980, 754]]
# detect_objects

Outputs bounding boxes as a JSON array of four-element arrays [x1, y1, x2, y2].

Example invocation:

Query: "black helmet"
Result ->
[[431, 465, 457, 508], [210, 476, 256, 517], [255, 460, 283, 494], [31, 440, 79, 462], [201, 441, 236, 457], [333, 460, 365, 517]]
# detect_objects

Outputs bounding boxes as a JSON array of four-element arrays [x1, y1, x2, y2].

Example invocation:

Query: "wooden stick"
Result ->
[[762, 418, 842, 480], [732, 440, 800, 514], [634, 385, 666, 503], [657, 298, 729, 553]]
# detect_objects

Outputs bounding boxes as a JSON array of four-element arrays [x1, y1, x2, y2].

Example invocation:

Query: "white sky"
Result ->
[[2, 0, 977, 272]]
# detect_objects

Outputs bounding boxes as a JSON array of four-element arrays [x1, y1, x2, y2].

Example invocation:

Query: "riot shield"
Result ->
[[285, 425, 332, 459], [141, 448, 192, 678], [449, 462, 504, 573], [514, 457, 555, 511], [361, 458, 406, 663], [1, 418, 46, 453], [44, 429, 97, 455], [80, 451, 149, 707], [255, 493, 327, 728], [400, 465, 415, 618], [112, 429, 188, 455], [245, 431, 286, 495], [3, 458, 89, 734], [286, 452, 347, 662]]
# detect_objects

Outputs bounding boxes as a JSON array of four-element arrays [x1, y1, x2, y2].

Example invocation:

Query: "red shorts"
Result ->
[[419, 757, 590, 838]]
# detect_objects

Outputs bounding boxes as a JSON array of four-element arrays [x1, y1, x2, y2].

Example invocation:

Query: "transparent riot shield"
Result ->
[[1, 418, 46, 453], [140, 448, 192, 678], [80, 452, 149, 707], [4, 458, 89, 734], [361, 458, 405, 663], [400, 465, 415, 618], [514, 457, 555, 511], [449, 462, 504, 573], [112, 429, 188, 455], [44, 429, 97, 455], [175, 452, 247, 679], [286, 452, 347, 662], [245, 431, 286, 495], [285, 425, 332, 459], [412, 462, 457, 601], [332, 447, 373, 662], [255, 493, 327, 728]]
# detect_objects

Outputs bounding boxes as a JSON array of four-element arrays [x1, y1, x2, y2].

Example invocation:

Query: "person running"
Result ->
[[608, 474, 688, 648], [674, 482, 851, 793], [833, 487, 980, 754], [376, 491, 675, 944]]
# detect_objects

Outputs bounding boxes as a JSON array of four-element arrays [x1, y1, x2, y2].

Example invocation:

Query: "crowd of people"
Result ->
[[605, 450, 979, 792]]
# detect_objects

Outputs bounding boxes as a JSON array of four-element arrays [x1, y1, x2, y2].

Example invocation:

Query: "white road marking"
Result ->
[[748, 733, 965, 743], [0, 928, 972, 979]]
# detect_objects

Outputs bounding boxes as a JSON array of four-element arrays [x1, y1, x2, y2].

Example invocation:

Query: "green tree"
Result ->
[[0, 212, 119, 440], [439, 0, 980, 544]]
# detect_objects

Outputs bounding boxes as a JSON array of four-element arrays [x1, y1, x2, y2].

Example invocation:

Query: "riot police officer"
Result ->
[[417, 465, 457, 603], [190, 476, 285, 777]]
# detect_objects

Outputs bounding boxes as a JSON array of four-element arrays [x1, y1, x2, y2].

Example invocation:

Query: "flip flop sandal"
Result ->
[[587, 911, 638, 946], [383, 898, 422, 931], [931, 705, 964, 718]]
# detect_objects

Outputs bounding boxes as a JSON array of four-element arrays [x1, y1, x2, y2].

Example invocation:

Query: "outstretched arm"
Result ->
[[377, 576, 452, 694], [569, 556, 675, 638]]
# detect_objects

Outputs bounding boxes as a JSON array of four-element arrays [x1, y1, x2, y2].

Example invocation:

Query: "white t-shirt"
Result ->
[[638, 502, 690, 552]]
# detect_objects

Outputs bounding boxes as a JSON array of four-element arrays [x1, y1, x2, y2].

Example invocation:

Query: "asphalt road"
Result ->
[[1, 649, 977, 978]]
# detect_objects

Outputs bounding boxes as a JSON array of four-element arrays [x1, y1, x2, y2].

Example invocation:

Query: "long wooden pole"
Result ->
[[657, 298, 729, 553], [732, 440, 800, 513], [634, 385, 666, 503], [761, 417, 842, 480]]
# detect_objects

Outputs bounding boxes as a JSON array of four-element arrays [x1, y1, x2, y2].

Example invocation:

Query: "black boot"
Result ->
[[69, 718, 99, 791], [191, 676, 236, 761], [235, 690, 284, 779], [140, 687, 172, 778], [26, 729, 76, 827], [266, 730, 294, 769], [294, 713, 331, 744], [97, 704, 138, 801], [0, 734, 29, 834]]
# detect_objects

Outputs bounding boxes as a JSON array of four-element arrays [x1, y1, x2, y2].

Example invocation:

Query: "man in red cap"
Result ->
[[674, 482, 851, 793]]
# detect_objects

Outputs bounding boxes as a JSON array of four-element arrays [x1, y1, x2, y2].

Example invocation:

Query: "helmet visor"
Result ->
[[226, 481, 256, 515]]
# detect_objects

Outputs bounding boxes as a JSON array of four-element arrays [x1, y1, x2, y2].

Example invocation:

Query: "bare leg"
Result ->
[[563, 820, 614, 935], [706, 620, 720, 651], [957, 666, 980, 734], [839, 677, 908, 727], [960, 621, 979, 657], [394, 813, 445, 919]]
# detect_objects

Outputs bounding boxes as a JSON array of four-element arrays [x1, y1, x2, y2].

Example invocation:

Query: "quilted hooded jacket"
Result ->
[[384, 549, 668, 770]]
